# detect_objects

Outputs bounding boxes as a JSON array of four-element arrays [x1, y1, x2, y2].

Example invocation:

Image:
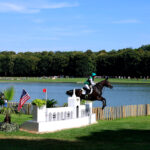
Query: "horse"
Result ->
[[66, 78, 113, 109]]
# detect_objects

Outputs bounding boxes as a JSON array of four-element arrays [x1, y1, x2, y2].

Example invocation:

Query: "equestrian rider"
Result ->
[[83, 73, 96, 95]]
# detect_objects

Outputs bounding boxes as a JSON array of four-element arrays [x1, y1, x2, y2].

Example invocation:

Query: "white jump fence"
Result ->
[[20, 91, 96, 132], [44, 105, 91, 122]]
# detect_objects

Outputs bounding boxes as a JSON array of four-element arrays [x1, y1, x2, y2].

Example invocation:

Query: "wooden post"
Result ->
[[96, 108, 98, 120], [147, 104, 150, 115]]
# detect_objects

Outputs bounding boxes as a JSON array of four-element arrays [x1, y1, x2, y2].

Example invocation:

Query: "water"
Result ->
[[0, 82, 150, 107]]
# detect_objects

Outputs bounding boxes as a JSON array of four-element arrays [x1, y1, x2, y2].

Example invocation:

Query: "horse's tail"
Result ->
[[66, 90, 73, 96]]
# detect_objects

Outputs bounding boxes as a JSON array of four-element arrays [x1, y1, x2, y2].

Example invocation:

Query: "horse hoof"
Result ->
[[102, 105, 106, 110]]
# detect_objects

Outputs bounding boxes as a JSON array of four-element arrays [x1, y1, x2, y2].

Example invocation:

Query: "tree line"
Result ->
[[0, 44, 150, 77]]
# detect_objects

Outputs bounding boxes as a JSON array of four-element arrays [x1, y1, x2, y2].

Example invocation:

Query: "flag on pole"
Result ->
[[43, 88, 47, 93], [43, 88, 47, 100], [18, 89, 30, 111]]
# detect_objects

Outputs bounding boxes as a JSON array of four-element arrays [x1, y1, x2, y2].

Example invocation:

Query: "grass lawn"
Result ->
[[0, 114, 150, 150], [0, 77, 150, 84]]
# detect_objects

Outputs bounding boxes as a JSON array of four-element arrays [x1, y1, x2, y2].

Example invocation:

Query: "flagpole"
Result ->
[[46, 90, 47, 101], [43, 88, 47, 122], [46, 89, 47, 122]]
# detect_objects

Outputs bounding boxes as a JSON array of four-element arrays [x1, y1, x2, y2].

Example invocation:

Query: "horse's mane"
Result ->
[[95, 79, 113, 90], [95, 79, 110, 89], [95, 80, 105, 86], [94, 80, 104, 89]]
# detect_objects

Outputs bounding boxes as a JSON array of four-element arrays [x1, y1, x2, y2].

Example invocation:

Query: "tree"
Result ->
[[0, 55, 14, 76], [13, 56, 37, 76], [37, 55, 53, 76], [139, 44, 150, 51], [51, 54, 69, 76], [71, 53, 96, 77], [1, 87, 15, 123]]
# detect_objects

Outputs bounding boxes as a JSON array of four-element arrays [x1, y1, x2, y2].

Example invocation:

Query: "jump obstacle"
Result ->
[[21, 89, 97, 132]]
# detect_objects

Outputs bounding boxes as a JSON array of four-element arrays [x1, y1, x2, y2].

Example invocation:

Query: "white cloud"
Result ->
[[0, 1, 79, 13], [41, 2, 79, 9], [112, 19, 140, 24], [35, 26, 96, 37], [0, 2, 25, 12]]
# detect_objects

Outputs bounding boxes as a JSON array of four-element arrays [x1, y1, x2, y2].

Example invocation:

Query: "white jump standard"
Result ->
[[21, 90, 97, 132]]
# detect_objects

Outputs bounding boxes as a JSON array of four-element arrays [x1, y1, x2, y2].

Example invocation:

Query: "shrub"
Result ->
[[32, 99, 46, 108], [0, 122, 19, 132], [46, 99, 58, 108], [4, 87, 14, 101], [0, 87, 15, 124], [0, 91, 5, 105], [80, 100, 86, 105], [63, 103, 68, 107], [1, 107, 15, 116], [0, 99, 4, 105]]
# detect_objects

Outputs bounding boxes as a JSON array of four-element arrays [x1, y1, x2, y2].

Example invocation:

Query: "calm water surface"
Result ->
[[0, 82, 150, 107]]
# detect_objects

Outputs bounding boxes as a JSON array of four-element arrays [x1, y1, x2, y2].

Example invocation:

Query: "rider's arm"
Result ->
[[89, 77, 95, 86]]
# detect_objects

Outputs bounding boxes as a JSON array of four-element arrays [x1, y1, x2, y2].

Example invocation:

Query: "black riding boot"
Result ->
[[85, 89, 90, 95]]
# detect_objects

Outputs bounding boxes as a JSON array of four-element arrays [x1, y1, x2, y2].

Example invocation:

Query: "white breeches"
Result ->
[[84, 84, 90, 90]]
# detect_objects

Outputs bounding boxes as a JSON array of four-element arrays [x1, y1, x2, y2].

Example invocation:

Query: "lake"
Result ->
[[0, 82, 150, 107]]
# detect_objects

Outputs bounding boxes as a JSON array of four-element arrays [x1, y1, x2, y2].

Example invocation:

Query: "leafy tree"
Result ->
[[37, 56, 53, 76], [0, 55, 14, 76], [51, 54, 69, 76], [0, 45, 150, 77], [13, 56, 35, 76], [69, 53, 96, 77], [1, 87, 15, 123], [139, 44, 150, 51]]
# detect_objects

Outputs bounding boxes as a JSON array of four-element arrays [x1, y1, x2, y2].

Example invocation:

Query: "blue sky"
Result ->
[[0, 0, 150, 52]]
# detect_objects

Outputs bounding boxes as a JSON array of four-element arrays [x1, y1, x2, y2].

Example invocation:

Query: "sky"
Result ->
[[0, 0, 150, 52]]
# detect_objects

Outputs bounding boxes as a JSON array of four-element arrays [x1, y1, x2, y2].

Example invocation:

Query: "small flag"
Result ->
[[18, 89, 30, 111], [43, 88, 47, 93]]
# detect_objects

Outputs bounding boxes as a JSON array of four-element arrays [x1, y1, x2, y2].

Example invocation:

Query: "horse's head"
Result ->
[[100, 78, 113, 89]]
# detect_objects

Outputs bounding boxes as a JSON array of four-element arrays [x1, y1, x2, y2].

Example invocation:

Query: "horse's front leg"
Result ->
[[97, 96, 106, 109]]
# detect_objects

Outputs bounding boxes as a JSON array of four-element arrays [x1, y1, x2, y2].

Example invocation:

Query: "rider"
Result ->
[[83, 73, 96, 95]]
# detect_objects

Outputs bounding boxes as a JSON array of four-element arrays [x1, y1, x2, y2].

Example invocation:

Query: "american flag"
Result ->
[[18, 89, 30, 111]]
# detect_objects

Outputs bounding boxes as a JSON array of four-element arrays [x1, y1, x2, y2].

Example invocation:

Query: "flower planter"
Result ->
[[32, 105, 46, 122]]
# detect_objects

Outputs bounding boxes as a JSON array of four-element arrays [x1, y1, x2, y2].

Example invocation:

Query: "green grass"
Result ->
[[1, 114, 150, 150], [0, 77, 150, 84]]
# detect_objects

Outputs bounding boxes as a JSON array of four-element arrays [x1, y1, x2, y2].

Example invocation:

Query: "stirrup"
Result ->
[[85, 94, 88, 99]]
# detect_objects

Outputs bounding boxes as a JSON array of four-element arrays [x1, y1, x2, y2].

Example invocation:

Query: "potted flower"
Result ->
[[32, 99, 46, 122]]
